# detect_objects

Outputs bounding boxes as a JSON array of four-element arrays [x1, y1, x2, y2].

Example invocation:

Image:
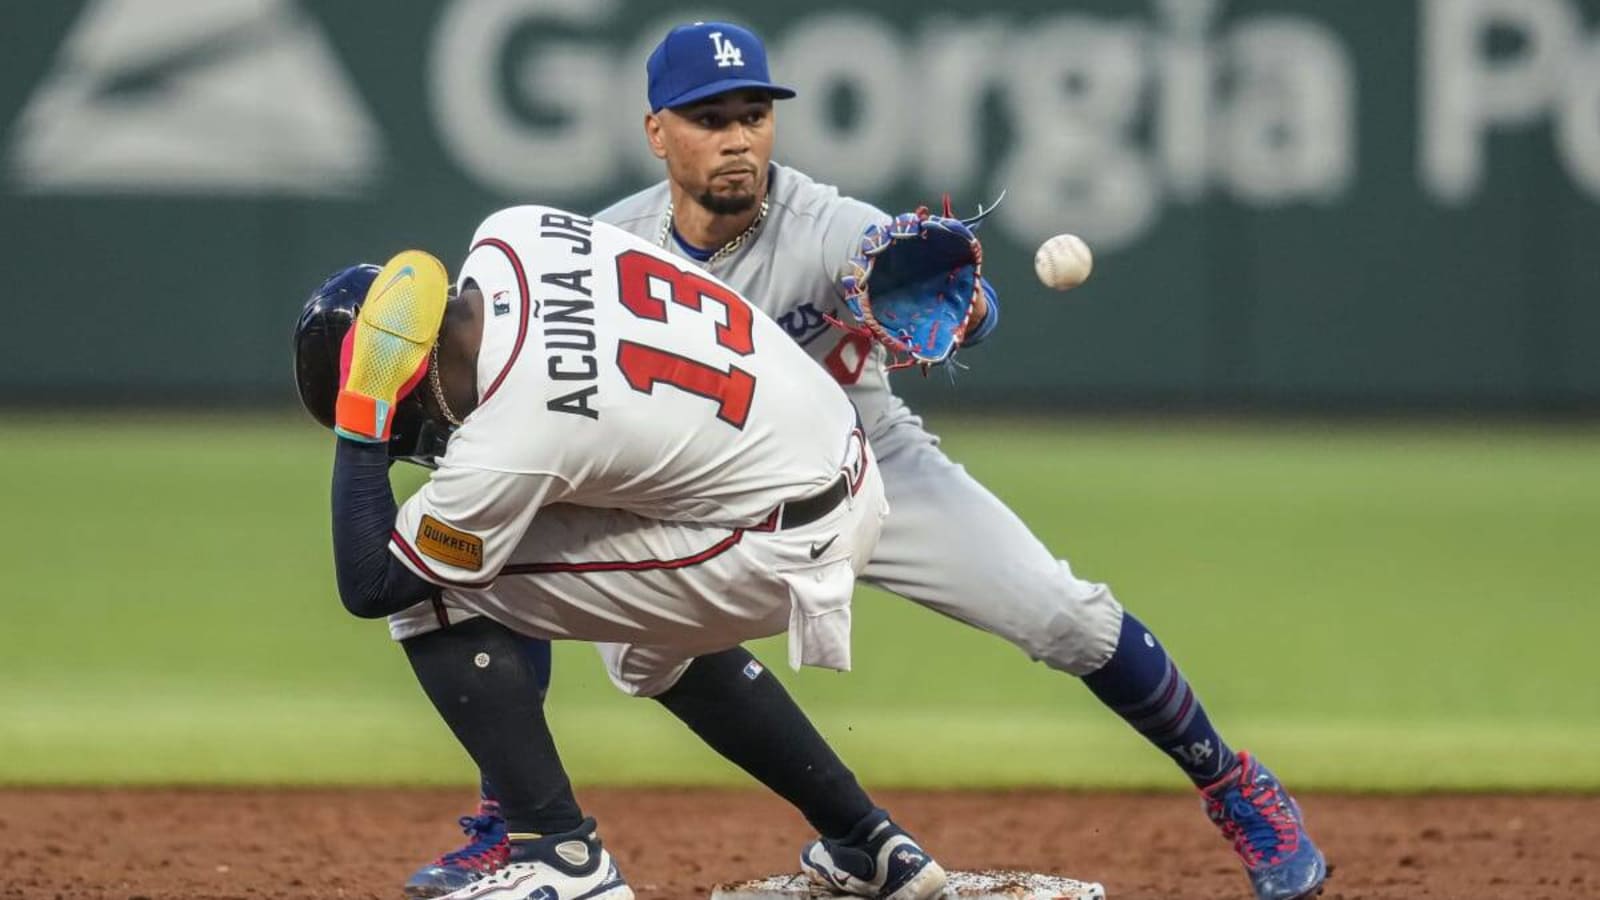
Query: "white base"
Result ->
[[710, 870, 1106, 900]]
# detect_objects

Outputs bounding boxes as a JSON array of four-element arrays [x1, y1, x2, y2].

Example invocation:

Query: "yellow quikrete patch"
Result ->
[[416, 515, 484, 571]]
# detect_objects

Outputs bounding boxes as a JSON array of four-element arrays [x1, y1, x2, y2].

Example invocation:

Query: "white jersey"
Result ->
[[596, 164, 908, 435], [594, 166, 1127, 682], [389, 205, 861, 588]]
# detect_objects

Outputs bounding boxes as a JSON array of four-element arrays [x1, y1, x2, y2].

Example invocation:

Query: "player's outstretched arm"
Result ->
[[331, 434, 439, 618]]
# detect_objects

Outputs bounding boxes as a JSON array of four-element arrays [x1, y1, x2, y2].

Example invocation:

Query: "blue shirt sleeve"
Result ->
[[963, 278, 1001, 348]]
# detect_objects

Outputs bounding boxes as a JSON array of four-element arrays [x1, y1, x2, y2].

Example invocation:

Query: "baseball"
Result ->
[[1034, 233, 1094, 291]]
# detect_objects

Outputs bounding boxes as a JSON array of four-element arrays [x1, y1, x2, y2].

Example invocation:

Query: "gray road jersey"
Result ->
[[596, 163, 911, 437]]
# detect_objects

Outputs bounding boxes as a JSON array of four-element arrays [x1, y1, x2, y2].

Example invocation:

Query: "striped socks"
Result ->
[[1082, 611, 1238, 786]]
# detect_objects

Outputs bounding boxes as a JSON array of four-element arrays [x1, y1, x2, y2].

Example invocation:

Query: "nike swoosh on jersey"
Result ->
[[809, 535, 838, 559]]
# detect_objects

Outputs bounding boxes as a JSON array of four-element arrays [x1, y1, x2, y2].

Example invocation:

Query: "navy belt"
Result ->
[[778, 474, 850, 530]]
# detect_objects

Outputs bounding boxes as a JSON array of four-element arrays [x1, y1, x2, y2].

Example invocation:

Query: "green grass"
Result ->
[[2, 414, 1598, 790]]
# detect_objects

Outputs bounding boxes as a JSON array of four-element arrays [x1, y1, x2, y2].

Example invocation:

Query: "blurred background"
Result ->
[[2, 0, 1596, 791]]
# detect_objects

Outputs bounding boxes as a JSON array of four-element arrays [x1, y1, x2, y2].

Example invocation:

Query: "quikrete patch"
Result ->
[[416, 515, 483, 570]]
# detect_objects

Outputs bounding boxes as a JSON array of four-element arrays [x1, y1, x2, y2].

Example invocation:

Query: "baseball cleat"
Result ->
[[1201, 751, 1328, 900], [433, 817, 631, 900], [403, 799, 509, 899], [800, 809, 947, 900]]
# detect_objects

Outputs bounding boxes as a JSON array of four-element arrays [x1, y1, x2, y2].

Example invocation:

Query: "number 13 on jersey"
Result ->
[[613, 249, 757, 429]]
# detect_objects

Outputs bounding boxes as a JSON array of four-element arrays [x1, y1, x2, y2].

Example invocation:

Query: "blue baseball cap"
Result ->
[[647, 22, 796, 112]]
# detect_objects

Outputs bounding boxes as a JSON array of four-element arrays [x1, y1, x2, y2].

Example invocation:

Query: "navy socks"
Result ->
[[403, 618, 584, 834], [655, 647, 875, 838], [479, 636, 554, 806], [1082, 611, 1239, 785]]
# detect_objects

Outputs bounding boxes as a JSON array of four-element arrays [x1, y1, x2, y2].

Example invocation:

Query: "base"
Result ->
[[710, 870, 1106, 900]]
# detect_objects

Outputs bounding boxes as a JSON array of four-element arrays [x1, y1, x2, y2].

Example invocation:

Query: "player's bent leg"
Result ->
[[390, 606, 555, 899], [639, 646, 945, 900], [650, 646, 875, 837], [401, 618, 627, 899], [401, 618, 583, 833], [389, 494, 802, 899], [1082, 613, 1326, 898], [865, 423, 1325, 899], [860, 425, 1122, 676], [399, 469, 890, 899]]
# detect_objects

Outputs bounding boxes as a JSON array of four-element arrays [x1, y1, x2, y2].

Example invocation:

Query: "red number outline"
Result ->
[[613, 249, 758, 428]]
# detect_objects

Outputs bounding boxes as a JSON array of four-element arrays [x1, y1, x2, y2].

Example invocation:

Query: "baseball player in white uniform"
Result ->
[[406, 20, 1329, 900], [310, 208, 948, 900], [384, 205, 882, 694]]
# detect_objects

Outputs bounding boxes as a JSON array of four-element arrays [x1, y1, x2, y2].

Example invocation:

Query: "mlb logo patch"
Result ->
[[743, 659, 765, 680], [492, 290, 511, 316]]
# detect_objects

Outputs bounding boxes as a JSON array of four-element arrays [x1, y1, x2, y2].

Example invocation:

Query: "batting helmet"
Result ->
[[293, 264, 452, 467]]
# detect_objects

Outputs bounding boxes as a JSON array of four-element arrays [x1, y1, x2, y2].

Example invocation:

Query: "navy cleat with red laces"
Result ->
[[404, 798, 510, 899], [1201, 751, 1328, 900]]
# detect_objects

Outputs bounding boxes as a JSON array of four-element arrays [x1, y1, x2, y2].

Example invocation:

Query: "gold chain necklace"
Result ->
[[428, 343, 462, 427], [657, 195, 769, 267]]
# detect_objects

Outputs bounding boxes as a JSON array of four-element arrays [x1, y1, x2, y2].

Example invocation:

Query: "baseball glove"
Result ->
[[837, 195, 1000, 371]]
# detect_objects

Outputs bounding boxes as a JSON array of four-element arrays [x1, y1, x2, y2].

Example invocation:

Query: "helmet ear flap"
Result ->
[[293, 263, 454, 467], [395, 409, 452, 469]]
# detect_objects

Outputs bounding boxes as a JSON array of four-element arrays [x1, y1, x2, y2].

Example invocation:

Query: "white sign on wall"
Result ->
[[10, 0, 383, 196]]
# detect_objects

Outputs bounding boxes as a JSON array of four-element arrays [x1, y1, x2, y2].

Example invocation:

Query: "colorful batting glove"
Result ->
[[334, 249, 450, 443]]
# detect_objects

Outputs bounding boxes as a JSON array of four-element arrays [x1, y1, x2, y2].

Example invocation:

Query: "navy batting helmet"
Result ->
[[293, 264, 452, 467]]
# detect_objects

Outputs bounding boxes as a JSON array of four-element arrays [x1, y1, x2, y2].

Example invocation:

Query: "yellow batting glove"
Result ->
[[334, 250, 450, 443]]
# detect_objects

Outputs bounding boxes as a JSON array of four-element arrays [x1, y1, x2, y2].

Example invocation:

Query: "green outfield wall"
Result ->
[[4, 0, 1599, 408]]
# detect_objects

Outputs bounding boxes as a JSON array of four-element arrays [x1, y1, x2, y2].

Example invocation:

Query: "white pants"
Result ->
[[389, 442, 887, 697]]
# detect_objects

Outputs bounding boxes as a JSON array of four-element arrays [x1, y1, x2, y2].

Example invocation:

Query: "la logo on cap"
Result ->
[[645, 22, 794, 110], [709, 31, 744, 68]]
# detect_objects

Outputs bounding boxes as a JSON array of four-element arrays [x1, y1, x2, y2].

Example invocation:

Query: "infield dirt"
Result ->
[[2, 789, 1595, 899]]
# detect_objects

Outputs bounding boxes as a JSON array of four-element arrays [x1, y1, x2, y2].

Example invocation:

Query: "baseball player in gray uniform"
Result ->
[[408, 20, 1327, 900]]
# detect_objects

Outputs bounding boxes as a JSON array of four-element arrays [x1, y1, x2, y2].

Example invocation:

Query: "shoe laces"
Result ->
[[435, 810, 510, 871], [1206, 766, 1301, 868]]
